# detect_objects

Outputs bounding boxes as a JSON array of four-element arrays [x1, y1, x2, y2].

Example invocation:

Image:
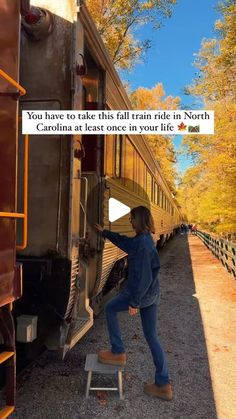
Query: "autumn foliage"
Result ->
[[86, 0, 176, 69], [130, 83, 180, 191], [178, 1, 236, 233]]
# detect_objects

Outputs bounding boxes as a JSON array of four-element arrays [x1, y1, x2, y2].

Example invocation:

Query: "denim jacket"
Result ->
[[102, 230, 160, 308]]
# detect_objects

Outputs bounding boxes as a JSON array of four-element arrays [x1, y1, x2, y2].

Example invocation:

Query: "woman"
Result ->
[[94, 206, 172, 401]]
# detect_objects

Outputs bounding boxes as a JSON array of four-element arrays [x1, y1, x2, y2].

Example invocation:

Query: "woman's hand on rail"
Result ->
[[94, 223, 104, 232]]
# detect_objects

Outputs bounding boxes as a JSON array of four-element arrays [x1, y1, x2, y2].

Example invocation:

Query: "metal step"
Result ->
[[67, 316, 94, 350]]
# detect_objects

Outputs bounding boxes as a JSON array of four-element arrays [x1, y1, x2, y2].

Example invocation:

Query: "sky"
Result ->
[[121, 0, 220, 174]]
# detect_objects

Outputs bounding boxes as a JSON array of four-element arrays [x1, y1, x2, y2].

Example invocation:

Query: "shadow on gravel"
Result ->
[[157, 234, 217, 418], [10, 234, 219, 419]]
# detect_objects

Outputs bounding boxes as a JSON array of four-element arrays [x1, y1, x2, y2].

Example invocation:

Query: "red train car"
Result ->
[[0, 1, 28, 416]]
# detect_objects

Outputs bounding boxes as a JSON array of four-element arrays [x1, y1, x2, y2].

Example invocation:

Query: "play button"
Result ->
[[109, 198, 130, 222], [85, 177, 150, 229]]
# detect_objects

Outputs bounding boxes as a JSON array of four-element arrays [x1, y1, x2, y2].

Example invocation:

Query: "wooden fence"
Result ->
[[196, 231, 236, 278]]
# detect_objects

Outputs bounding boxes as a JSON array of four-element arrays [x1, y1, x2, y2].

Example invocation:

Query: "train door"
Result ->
[[59, 14, 96, 354], [79, 44, 106, 310]]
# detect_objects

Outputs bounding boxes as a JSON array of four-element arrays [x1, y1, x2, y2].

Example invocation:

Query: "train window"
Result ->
[[134, 149, 140, 194], [147, 171, 152, 200], [137, 156, 143, 196], [154, 182, 157, 204], [159, 188, 162, 207], [136, 155, 142, 196], [115, 135, 122, 178], [133, 149, 137, 182], [151, 179, 155, 203], [106, 135, 114, 176], [158, 188, 160, 206], [135, 153, 150, 199], [162, 192, 165, 209], [156, 183, 159, 205], [124, 137, 134, 190], [143, 165, 147, 196], [157, 184, 159, 204]]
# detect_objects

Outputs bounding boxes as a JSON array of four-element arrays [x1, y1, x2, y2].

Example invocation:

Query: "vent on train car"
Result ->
[[21, 6, 54, 41], [24, 8, 41, 24]]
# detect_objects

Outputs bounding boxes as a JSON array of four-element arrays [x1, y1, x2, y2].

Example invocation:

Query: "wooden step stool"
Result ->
[[85, 354, 125, 400]]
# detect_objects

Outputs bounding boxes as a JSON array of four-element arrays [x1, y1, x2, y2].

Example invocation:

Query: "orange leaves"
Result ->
[[86, 0, 177, 69], [96, 391, 108, 406], [130, 83, 180, 111], [130, 83, 180, 191], [177, 122, 187, 131]]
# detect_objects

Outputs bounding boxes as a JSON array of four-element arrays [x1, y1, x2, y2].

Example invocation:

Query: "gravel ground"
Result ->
[[2, 234, 236, 419]]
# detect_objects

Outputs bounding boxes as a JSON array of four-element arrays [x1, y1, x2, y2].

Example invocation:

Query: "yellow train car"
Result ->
[[79, 6, 181, 316]]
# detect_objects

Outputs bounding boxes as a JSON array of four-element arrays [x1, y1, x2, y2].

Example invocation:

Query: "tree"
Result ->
[[86, 0, 176, 69], [178, 1, 236, 233], [130, 83, 180, 190]]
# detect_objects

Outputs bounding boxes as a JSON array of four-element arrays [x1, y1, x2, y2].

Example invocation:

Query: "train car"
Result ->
[[77, 5, 181, 316], [0, 0, 181, 414], [0, 1, 27, 416]]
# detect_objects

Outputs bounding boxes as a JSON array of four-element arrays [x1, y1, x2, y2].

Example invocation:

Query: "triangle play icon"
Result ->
[[109, 198, 131, 222]]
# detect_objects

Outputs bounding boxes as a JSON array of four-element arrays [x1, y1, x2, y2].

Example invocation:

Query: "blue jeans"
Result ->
[[104, 293, 170, 386]]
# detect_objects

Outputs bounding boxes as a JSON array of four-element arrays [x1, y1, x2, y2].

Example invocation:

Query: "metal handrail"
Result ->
[[0, 68, 26, 96], [196, 230, 236, 278], [0, 212, 24, 218], [0, 69, 28, 249], [17, 134, 28, 250], [0, 134, 29, 250], [79, 176, 88, 239]]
